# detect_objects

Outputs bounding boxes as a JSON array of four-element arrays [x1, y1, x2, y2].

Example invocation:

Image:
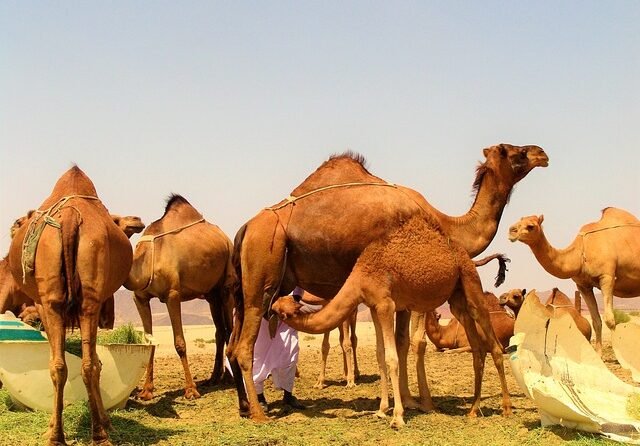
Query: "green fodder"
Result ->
[[65, 323, 144, 357], [614, 309, 631, 324], [627, 393, 640, 420]]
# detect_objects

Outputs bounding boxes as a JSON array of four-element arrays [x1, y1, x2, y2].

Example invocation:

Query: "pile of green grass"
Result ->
[[65, 323, 144, 357], [614, 309, 631, 324]]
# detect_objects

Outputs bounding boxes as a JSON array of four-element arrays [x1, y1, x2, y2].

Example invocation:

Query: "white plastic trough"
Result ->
[[0, 313, 153, 413], [508, 291, 640, 444]]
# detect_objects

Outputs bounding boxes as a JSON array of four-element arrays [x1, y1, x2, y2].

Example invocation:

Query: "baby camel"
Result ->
[[509, 208, 640, 353], [423, 292, 515, 353], [273, 215, 511, 428]]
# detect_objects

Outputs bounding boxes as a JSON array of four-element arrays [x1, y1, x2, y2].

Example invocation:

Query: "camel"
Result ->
[[508, 208, 640, 354], [300, 292, 360, 389], [227, 144, 547, 423], [272, 215, 512, 427], [124, 194, 236, 400], [422, 292, 515, 353], [2, 213, 144, 330], [7, 166, 133, 446], [498, 288, 526, 318]]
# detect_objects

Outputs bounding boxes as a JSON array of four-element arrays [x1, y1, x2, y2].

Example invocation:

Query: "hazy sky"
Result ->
[[1, 2, 639, 298]]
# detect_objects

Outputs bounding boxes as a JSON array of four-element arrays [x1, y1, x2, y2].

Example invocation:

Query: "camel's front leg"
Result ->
[[395, 310, 421, 410], [43, 304, 68, 446], [79, 307, 112, 446], [374, 301, 405, 428], [599, 275, 617, 331], [410, 311, 435, 412], [133, 294, 156, 400], [208, 297, 227, 385], [577, 285, 602, 354], [166, 291, 200, 399], [350, 312, 360, 380], [370, 309, 389, 418], [314, 331, 331, 389]]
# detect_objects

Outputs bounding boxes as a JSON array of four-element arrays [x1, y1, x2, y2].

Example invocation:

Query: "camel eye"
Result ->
[[526, 225, 534, 230]]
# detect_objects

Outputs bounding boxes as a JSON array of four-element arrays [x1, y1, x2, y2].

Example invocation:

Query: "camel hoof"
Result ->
[[344, 381, 356, 389], [401, 396, 420, 410], [184, 388, 201, 400], [467, 410, 479, 418], [374, 410, 387, 419], [93, 439, 113, 446], [312, 381, 325, 390], [136, 389, 154, 401], [417, 403, 436, 413], [389, 417, 406, 429], [502, 406, 513, 417]]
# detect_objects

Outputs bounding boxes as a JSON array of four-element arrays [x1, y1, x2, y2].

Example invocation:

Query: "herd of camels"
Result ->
[[2, 143, 640, 446]]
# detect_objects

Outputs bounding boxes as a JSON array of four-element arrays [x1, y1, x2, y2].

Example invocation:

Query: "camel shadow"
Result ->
[[269, 395, 382, 419], [319, 373, 379, 388], [68, 407, 179, 444]]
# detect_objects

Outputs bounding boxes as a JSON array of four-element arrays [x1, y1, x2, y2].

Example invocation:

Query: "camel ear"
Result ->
[[26, 209, 35, 218], [483, 148, 490, 158], [522, 288, 526, 296], [111, 215, 121, 226], [538, 215, 544, 224]]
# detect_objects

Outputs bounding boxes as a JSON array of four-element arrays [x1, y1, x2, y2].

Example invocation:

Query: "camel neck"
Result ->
[[527, 233, 582, 279]]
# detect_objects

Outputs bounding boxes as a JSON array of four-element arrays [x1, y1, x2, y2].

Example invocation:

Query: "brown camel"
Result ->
[[498, 288, 526, 318], [422, 292, 515, 353], [7, 166, 133, 446], [124, 194, 236, 400], [273, 215, 512, 427], [227, 144, 546, 423], [508, 208, 640, 353], [2, 214, 144, 330], [300, 292, 360, 389], [543, 288, 591, 341]]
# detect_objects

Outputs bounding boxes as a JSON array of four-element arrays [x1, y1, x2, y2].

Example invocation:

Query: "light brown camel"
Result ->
[[272, 215, 511, 427], [498, 288, 526, 318], [508, 208, 640, 354], [7, 166, 133, 446], [227, 145, 547, 423], [124, 194, 236, 400], [422, 292, 515, 353], [0, 257, 32, 318], [300, 292, 360, 389], [543, 288, 591, 341]]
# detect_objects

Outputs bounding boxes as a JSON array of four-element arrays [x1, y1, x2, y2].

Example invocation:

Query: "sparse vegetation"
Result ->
[[627, 393, 640, 420], [614, 309, 631, 324], [65, 323, 145, 357]]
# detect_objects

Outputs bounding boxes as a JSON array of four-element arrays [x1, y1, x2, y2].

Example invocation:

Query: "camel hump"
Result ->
[[164, 194, 193, 213], [545, 288, 572, 306], [599, 207, 640, 224], [48, 165, 98, 200]]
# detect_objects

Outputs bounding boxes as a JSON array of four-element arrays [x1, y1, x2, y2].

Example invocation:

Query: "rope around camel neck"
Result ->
[[135, 218, 205, 291]]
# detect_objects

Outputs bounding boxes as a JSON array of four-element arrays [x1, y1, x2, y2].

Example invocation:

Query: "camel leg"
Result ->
[[79, 308, 112, 446], [578, 286, 602, 354], [373, 300, 405, 428], [350, 311, 360, 380], [599, 275, 617, 331], [396, 310, 420, 410], [340, 318, 357, 388], [225, 309, 249, 417], [42, 303, 68, 446], [457, 263, 512, 416], [444, 346, 473, 354], [133, 294, 156, 400], [370, 308, 390, 418], [166, 291, 200, 399], [208, 293, 227, 385], [410, 311, 435, 412], [314, 331, 331, 389]]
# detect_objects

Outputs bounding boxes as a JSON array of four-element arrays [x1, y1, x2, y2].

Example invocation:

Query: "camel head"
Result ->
[[10, 210, 35, 239], [499, 288, 526, 311], [18, 304, 42, 328], [271, 295, 302, 320], [111, 215, 146, 239], [481, 144, 549, 187], [508, 215, 544, 245]]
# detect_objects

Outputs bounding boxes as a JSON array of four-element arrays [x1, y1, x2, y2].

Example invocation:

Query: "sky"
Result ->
[[1, 2, 639, 299]]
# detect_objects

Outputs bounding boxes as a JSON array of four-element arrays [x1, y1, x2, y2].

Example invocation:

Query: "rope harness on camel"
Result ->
[[135, 218, 205, 291], [579, 223, 640, 264], [21, 195, 100, 284]]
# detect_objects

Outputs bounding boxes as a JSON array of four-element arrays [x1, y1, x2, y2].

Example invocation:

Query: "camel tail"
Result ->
[[574, 290, 582, 312], [61, 210, 82, 329], [229, 224, 248, 342], [219, 239, 237, 341], [473, 253, 510, 287]]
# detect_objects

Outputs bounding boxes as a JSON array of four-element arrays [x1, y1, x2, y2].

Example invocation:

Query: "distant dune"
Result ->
[[113, 287, 640, 327]]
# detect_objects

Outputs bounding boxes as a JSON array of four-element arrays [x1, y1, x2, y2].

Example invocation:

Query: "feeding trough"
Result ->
[[508, 290, 640, 444], [0, 312, 154, 412]]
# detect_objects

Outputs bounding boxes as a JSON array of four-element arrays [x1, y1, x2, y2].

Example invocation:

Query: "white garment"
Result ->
[[252, 317, 299, 393]]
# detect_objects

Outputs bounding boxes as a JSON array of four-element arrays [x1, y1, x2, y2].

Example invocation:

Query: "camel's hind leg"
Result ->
[[455, 260, 512, 416], [340, 313, 356, 388], [314, 331, 331, 389], [207, 288, 230, 385], [577, 285, 602, 355], [166, 291, 200, 399], [350, 311, 360, 380], [370, 309, 390, 418], [79, 303, 112, 446], [133, 293, 156, 400], [396, 310, 422, 410]]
